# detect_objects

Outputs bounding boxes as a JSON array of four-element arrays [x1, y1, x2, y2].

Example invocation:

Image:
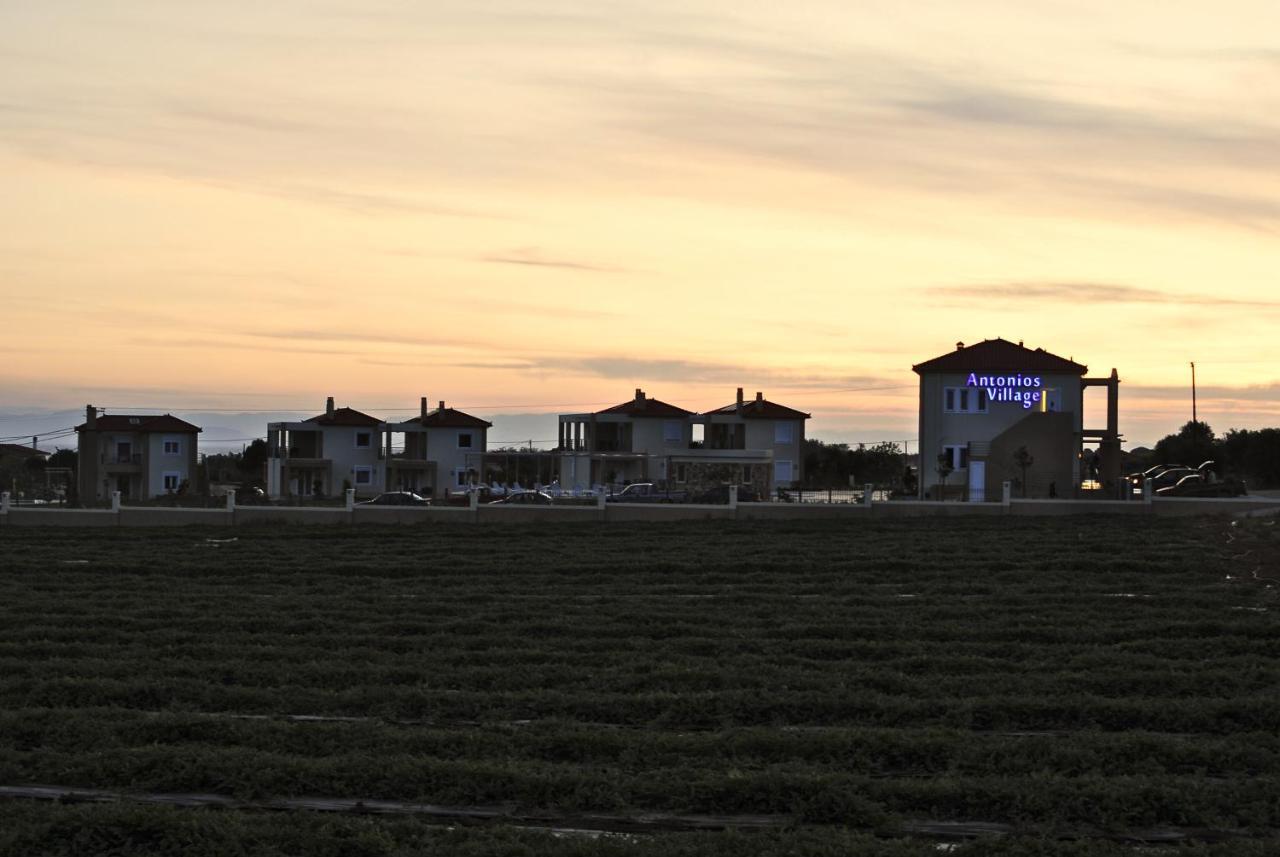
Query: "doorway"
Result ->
[[968, 461, 986, 502]]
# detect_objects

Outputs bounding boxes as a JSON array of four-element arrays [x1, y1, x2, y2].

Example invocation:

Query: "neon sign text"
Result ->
[[966, 373, 1043, 409]]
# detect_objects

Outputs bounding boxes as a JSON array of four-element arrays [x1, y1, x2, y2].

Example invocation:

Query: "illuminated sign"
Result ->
[[966, 373, 1042, 409]]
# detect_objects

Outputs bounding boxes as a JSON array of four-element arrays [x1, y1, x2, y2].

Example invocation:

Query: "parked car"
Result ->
[[489, 490, 553, 505], [357, 491, 430, 506], [690, 484, 760, 504], [607, 483, 687, 503], [1156, 473, 1247, 498]]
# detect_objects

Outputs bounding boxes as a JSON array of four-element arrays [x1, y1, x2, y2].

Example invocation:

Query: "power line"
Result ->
[[95, 385, 918, 415]]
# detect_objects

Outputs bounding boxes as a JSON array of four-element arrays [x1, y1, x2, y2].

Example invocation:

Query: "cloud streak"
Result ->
[[925, 281, 1280, 310]]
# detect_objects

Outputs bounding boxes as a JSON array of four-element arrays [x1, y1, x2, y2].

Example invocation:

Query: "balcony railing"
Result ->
[[105, 453, 142, 465]]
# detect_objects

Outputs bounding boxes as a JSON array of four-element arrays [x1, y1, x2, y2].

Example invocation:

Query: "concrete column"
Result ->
[[863, 483, 874, 506], [1002, 481, 1012, 507], [728, 484, 738, 511], [0, 491, 9, 515], [111, 491, 121, 512], [226, 489, 236, 512], [596, 489, 607, 510], [345, 488, 355, 511], [1142, 479, 1153, 505], [469, 488, 479, 513]]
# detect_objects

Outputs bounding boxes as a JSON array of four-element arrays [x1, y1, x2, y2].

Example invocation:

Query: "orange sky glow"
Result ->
[[2, 1, 1278, 447]]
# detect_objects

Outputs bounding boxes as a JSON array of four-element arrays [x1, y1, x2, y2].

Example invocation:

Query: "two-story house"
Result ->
[[558, 389, 694, 489], [75, 406, 201, 502], [266, 398, 385, 499], [556, 388, 793, 495], [387, 398, 491, 497], [701, 389, 809, 490], [914, 338, 1121, 500]]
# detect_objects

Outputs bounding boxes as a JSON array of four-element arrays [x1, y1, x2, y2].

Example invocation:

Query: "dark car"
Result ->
[[489, 490, 554, 505], [691, 484, 760, 504], [1145, 467, 1199, 493], [1156, 473, 1247, 498], [357, 491, 430, 506]]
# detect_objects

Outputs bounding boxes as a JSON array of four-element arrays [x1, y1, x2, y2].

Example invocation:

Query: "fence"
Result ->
[[3, 485, 1278, 528]]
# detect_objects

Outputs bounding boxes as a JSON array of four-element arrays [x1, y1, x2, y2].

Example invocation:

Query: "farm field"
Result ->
[[1, 516, 1278, 856]]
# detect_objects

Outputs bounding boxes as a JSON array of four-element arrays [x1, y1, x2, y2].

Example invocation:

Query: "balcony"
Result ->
[[104, 453, 142, 472]]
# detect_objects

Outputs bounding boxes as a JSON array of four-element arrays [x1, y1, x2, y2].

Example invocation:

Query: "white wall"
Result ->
[[146, 433, 192, 496], [427, 426, 486, 493], [918, 371, 1084, 494], [322, 426, 385, 497]]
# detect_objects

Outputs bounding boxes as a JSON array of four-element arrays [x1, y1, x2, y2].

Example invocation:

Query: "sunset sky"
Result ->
[[2, 1, 1278, 447]]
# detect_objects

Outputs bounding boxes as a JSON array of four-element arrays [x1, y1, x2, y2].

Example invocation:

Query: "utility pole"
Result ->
[[1190, 361, 1197, 424]]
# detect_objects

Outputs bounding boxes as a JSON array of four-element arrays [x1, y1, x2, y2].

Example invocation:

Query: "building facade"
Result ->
[[556, 388, 809, 495], [914, 339, 1120, 500], [267, 397, 492, 499], [700, 389, 809, 489], [75, 406, 201, 502], [388, 399, 491, 497], [266, 399, 385, 499]]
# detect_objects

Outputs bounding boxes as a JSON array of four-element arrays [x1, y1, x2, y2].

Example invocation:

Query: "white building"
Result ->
[[387, 399, 491, 497], [700, 389, 809, 489], [556, 388, 808, 496], [266, 398, 386, 499]]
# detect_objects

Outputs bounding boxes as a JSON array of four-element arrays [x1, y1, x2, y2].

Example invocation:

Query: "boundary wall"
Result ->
[[2, 486, 1277, 528]]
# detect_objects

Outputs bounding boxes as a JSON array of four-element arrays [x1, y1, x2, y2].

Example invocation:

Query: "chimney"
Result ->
[[956, 341, 965, 350], [1018, 339, 1024, 347], [755, 391, 763, 403], [85, 404, 97, 429], [32, 436, 38, 449], [438, 400, 445, 411], [635, 388, 645, 401], [420, 397, 428, 420], [325, 396, 335, 417], [736, 387, 744, 411]]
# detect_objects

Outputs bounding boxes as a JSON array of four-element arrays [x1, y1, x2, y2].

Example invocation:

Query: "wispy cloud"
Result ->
[[925, 281, 1280, 310], [480, 247, 626, 273], [458, 352, 903, 392]]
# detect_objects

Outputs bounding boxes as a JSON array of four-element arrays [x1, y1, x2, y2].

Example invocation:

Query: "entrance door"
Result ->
[[116, 475, 131, 499], [968, 461, 986, 502]]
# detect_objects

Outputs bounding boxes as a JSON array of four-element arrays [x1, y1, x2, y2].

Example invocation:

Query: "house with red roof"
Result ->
[[75, 406, 201, 502], [913, 338, 1120, 501], [386, 398, 492, 496], [266, 398, 385, 499], [266, 397, 491, 499], [701, 388, 810, 489], [556, 388, 805, 495]]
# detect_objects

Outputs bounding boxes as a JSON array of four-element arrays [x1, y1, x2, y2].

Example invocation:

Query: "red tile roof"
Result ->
[[303, 407, 383, 427], [76, 414, 202, 433], [705, 399, 811, 420], [403, 408, 492, 429], [596, 395, 693, 418], [912, 338, 1088, 376]]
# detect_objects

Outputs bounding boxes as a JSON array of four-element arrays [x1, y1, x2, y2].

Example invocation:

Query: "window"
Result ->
[[355, 431, 371, 449], [353, 466, 372, 485], [454, 468, 469, 487], [774, 422, 794, 444], [162, 438, 181, 455], [942, 445, 969, 470], [675, 464, 687, 484], [775, 460, 793, 484], [944, 387, 988, 414], [457, 432, 473, 449], [163, 472, 181, 492], [663, 420, 682, 443]]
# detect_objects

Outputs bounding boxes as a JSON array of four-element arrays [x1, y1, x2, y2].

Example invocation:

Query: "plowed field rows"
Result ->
[[1, 516, 1277, 855]]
